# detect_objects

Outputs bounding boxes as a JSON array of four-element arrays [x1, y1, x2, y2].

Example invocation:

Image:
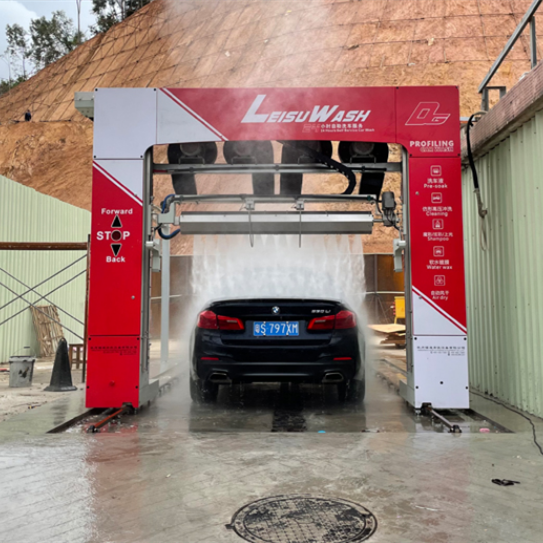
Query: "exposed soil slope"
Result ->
[[0, 0, 538, 252]]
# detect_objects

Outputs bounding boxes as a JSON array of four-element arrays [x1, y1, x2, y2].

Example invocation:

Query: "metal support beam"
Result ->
[[82, 235, 90, 383], [480, 86, 507, 112], [160, 225, 170, 374], [0, 242, 88, 251], [141, 148, 153, 379], [478, 0, 543, 93], [0, 273, 85, 340], [176, 211, 374, 235], [154, 162, 401, 175], [531, 16, 538, 68], [0, 265, 84, 326], [159, 193, 376, 216]]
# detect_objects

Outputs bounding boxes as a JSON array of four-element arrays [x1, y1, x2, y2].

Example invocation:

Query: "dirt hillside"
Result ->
[[0, 0, 538, 253]]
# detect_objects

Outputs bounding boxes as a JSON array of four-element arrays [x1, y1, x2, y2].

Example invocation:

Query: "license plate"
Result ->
[[254, 322, 299, 337]]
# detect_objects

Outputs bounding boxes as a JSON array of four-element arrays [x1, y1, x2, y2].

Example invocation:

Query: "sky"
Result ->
[[0, 1, 97, 80]]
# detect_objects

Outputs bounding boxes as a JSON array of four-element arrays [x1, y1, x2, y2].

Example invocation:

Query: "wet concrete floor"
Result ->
[[1, 366, 543, 543], [121, 365, 507, 435]]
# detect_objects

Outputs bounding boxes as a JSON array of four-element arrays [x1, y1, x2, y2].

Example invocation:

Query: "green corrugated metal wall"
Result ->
[[0, 176, 90, 362], [462, 112, 543, 417]]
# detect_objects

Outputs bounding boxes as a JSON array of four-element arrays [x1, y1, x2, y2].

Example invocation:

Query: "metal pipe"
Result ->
[[401, 147, 414, 375], [0, 264, 84, 325], [426, 406, 462, 434], [160, 225, 170, 374], [209, 372, 230, 383], [322, 373, 344, 383], [153, 162, 401, 175], [86, 405, 131, 433], [365, 291, 405, 295], [531, 16, 538, 68], [478, 0, 543, 93], [141, 149, 154, 379], [0, 270, 86, 331], [175, 211, 374, 235], [0, 274, 85, 339], [82, 235, 91, 383], [0, 255, 86, 312], [161, 193, 377, 212]]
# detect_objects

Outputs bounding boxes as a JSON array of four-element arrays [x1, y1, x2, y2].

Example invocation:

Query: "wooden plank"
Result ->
[[69, 344, 85, 369], [31, 305, 65, 357], [0, 242, 88, 251], [369, 324, 406, 335]]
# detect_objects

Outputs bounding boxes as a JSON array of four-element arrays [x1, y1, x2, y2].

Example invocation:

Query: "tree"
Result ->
[[75, 0, 83, 35], [91, 0, 153, 35], [5, 24, 30, 79], [29, 11, 83, 69], [0, 78, 12, 96], [0, 75, 27, 97]]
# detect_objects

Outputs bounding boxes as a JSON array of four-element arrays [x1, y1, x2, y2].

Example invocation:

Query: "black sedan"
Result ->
[[189, 298, 366, 403]]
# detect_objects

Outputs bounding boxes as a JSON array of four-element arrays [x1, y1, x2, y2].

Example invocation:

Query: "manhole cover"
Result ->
[[229, 496, 377, 543]]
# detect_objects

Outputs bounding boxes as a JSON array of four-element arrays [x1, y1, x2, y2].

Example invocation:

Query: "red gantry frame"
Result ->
[[84, 86, 468, 410]]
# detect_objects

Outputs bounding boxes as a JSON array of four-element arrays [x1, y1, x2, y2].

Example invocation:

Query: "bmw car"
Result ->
[[189, 298, 366, 403]]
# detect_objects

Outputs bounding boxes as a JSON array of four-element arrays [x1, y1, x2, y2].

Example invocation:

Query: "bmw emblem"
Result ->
[[272, 306, 280, 314]]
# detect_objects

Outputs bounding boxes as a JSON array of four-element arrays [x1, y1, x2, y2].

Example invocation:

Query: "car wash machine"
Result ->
[[75, 86, 468, 412]]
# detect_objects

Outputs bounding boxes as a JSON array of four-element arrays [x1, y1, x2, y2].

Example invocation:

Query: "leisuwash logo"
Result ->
[[405, 102, 450, 126], [241, 94, 371, 124]]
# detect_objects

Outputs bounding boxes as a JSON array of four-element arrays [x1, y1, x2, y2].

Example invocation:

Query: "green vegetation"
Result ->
[[1, 9, 84, 92], [0, 75, 27, 97], [5, 24, 30, 78], [91, 0, 153, 34], [29, 11, 85, 69], [1, 1, 154, 96]]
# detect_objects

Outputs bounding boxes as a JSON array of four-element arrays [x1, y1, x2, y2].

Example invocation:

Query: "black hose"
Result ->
[[466, 112, 488, 250], [156, 147, 358, 239], [471, 390, 543, 456], [158, 194, 181, 239], [375, 197, 400, 230], [466, 113, 480, 190], [279, 141, 357, 194], [157, 227, 180, 240]]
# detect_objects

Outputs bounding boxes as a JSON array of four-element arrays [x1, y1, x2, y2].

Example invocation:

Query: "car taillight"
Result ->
[[197, 310, 218, 329], [335, 310, 357, 329], [307, 315, 335, 330], [217, 315, 244, 331], [308, 311, 357, 331]]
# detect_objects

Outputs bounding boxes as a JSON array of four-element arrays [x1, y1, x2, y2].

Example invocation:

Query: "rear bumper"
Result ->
[[195, 357, 359, 384]]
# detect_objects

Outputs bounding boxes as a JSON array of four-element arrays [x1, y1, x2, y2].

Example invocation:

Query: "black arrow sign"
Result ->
[[111, 244, 122, 257], [111, 215, 122, 228]]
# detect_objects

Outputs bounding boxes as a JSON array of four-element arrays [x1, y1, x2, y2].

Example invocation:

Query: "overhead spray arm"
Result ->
[[155, 193, 377, 241], [159, 193, 377, 213], [161, 211, 374, 236]]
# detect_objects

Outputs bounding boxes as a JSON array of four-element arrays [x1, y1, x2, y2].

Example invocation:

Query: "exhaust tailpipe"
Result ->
[[209, 372, 230, 383], [322, 372, 344, 383]]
